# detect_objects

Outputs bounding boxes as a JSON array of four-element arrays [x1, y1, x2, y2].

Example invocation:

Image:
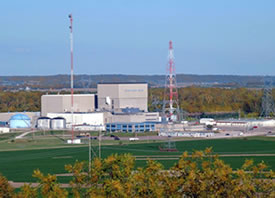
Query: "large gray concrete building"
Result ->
[[41, 94, 95, 116], [97, 82, 148, 112]]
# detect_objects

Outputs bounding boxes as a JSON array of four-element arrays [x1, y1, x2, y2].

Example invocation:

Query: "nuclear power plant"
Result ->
[[38, 82, 160, 132]]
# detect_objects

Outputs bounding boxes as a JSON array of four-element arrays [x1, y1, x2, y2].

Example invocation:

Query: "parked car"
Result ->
[[114, 136, 120, 140]]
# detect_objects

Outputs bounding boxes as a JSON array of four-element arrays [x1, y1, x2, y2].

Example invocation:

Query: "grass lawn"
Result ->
[[0, 137, 79, 151], [0, 132, 18, 141], [0, 136, 274, 182]]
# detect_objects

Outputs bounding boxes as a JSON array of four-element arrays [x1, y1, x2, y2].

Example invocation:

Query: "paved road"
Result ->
[[15, 130, 37, 139]]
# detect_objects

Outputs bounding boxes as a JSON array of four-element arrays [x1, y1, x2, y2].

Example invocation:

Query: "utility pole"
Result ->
[[88, 134, 91, 176], [238, 109, 241, 120], [99, 127, 101, 159], [69, 14, 74, 143]]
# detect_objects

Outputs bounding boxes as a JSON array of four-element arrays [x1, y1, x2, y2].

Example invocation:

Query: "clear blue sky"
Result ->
[[1, 0, 275, 76]]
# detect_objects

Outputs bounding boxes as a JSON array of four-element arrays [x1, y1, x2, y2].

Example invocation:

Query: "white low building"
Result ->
[[0, 127, 10, 133], [216, 119, 275, 128], [47, 112, 106, 130], [74, 125, 104, 131], [200, 118, 216, 126], [252, 119, 275, 127], [67, 139, 81, 144], [216, 120, 247, 127], [159, 131, 214, 137]]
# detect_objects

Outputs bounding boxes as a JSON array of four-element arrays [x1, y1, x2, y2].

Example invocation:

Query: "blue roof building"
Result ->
[[9, 113, 31, 128]]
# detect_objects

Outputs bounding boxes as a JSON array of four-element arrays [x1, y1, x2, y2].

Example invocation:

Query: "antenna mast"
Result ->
[[69, 14, 74, 142]]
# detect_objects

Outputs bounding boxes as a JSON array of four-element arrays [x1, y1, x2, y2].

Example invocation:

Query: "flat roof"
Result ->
[[97, 82, 147, 85], [42, 94, 95, 97], [217, 119, 273, 122], [47, 112, 104, 114], [106, 122, 158, 124]]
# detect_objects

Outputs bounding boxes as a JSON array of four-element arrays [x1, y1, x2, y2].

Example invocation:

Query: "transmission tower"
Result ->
[[162, 41, 181, 122], [261, 77, 275, 117]]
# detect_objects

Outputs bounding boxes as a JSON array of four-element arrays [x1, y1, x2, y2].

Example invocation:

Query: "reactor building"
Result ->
[[97, 82, 148, 112], [39, 82, 160, 132], [41, 94, 95, 116]]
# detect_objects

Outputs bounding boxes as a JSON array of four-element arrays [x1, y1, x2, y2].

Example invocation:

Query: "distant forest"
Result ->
[[0, 74, 272, 90], [149, 87, 266, 117], [0, 91, 42, 112], [0, 87, 271, 117]]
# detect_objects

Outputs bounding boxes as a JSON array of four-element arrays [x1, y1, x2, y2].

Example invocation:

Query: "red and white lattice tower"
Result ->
[[162, 41, 180, 122], [69, 14, 74, 142]]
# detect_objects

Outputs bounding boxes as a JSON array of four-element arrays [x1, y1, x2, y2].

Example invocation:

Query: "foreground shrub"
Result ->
[[1, 149, 274, 197]]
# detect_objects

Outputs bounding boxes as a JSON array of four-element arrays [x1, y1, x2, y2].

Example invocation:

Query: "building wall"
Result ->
[[155, 123, 204, 132], [251, 120, 275, 127], [41, 94, 95, 116], [108, 112, 160, 123], [216, 119, 275, 127], [97, 83, 148, 112], [106, 122, 156, 132], [159, 131, 214, 137], [41, 95, 63, 116]]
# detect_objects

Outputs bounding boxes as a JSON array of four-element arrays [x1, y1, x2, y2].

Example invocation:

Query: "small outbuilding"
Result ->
[[0, 127, 10, 133]]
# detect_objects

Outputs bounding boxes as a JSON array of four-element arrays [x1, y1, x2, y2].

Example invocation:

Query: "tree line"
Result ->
[[149, 87, 269, 116], [0, 91, 42, 112], [0, 87, 272, 116], [0, 149, 274, 197]]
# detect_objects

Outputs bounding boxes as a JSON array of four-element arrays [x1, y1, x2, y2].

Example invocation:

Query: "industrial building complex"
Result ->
[[0, 82, 162, 133], [41, 82, 155, 131], [1, 80, 275, 138]]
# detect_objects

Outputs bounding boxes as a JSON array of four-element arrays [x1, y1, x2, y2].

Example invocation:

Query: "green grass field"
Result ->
[[0, 136, 274, 183]]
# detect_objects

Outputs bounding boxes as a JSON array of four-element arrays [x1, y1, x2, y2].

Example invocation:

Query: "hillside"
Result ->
[[0, 74, 270, 90]]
